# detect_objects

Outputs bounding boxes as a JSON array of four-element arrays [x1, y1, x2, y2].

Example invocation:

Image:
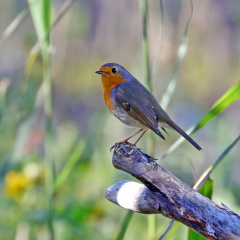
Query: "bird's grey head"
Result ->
[[95, 63, 133, 81]]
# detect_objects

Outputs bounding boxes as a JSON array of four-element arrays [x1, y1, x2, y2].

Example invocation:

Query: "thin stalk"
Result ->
[[159, 80, 240, 161], [7, 0, 75, 81], [140, 0, 156, 239], [148, 215, 157, 240], [26, 1, 75, 237], [140, 0, 155, 155], [115, 1, 154, 239], [140, 0, 151, 92], [54, 140, 86, 191], [43, 48, 55, 240], [151, 0, 164, 75], [193, 133, 240, 190], [160, 0, 193, 110], [41, 1, 54, 237], [0, 9, 29, 45], [115, 211, 134, 240], [28, 0, 54, 238], [157, 220, 175, 240]]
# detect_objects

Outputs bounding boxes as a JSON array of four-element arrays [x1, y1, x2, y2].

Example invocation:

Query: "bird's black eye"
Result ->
[[112, 67, 118, 73]]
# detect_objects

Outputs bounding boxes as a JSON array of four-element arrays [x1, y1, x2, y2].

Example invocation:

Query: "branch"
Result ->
[[105, 143, 240, 240]]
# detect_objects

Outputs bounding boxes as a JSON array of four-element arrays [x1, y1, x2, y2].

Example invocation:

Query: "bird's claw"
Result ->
[[110, 141, 141, 151], [110, 141, 128, 151], [110, 143, 118, 151]]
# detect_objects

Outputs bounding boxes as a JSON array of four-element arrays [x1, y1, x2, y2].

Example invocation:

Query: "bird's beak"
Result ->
[[95, 70, 105, 75]]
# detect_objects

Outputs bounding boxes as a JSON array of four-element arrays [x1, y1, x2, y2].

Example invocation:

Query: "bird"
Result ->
[[96, 63, 202, 151]]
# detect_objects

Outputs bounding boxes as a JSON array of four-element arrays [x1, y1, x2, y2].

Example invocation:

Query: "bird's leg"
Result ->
[[122, 129, 144, 142], [133, 130, 148, 145], [110, 129, 143, 151]]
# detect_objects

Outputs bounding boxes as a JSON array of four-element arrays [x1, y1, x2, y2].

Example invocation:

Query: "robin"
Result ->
[[96, 63, 202, 151]]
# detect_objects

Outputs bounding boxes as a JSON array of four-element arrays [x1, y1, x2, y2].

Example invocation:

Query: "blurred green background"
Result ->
[[0, 0, 240, 239]]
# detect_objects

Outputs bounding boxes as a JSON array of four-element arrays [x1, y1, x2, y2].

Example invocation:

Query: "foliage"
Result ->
[[0, 0, 239, 240]]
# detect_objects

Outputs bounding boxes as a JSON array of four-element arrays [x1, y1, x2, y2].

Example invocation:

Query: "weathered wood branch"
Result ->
[[105, 143, 240, 240]]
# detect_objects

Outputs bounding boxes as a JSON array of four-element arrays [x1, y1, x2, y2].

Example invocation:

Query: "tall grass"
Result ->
[[116, 0, 240, 239], [0, 0, 78, 238], [160, 80, 240, 161], [28, 0, 54, 238], [0, 1, 239, 240], [140, 0, 158, 239]]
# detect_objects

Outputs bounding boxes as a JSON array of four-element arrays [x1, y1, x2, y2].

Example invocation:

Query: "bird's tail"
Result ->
[[170, 122, 202, 151]]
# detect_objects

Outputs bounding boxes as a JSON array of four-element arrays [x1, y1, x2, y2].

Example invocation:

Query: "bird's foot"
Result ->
[[110, 141, 132, 151], [110, 141, 140, 151]]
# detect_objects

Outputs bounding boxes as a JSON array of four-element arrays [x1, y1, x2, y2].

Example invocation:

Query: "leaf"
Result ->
[[0, 9, 29, 45], [54, 140, 86, 191], [116, 211, 134, 240], [28, 0, 51, 44], [193, 81, 240, 134], [157, 220, 176, 240], [188, 179, 213, 240], [25, 47, 39, 77], [198, 178, 214, 199], [151, 0, 164, 75], [188, 228, 207, 240], [160, 80, 240, 161], [193, 134, 240, 190]]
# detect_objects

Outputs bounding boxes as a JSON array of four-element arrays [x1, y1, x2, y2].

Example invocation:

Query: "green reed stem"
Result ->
[[116, 211, 134, 240], [26, 1, 75, 239], [28, 0, 54, 238], [43, 47, 55, 240], [140, 0, 151, 92], [140, 0, 156, 239]]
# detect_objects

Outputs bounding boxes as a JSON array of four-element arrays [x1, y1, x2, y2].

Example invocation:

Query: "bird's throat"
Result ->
[[101, 76, 126, 110]]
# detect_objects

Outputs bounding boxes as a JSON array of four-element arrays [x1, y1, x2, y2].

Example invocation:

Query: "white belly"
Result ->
[[111, 109, 147, 129]]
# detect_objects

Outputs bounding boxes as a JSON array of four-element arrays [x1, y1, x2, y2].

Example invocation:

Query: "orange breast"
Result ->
[[101, 75, 126, 110]]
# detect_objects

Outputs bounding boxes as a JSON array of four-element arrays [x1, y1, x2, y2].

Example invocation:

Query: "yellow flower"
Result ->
[[4, 171, 32, 198]]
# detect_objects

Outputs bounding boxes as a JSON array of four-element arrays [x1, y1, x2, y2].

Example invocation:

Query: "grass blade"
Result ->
[[54, 140, 86, 191], [148, 215, 157, 240], [193, 81, 240, 134], [0, 9, 29, 45], [193, 134, 240, 190], [5, 0, 75, 81], [140, 0, 151, 92], [157, 219, 175, 240], [140, 0, 157, 238], [188, 178, 213, 240], [160, 80, 240, 161], [116, 211, 134, 240], [28, 0, 54, 239], [28, 0, 51, 45], [160, 0, 193, 110], [198, 178, 214, 199], [151, 0, 164, 75], [116, 1, 152, 238], [188, 229, 207, 240], [25, 0, 75, 79]]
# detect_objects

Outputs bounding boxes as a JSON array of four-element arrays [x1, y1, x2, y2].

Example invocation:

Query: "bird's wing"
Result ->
[[115, 87, 165, 140]]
